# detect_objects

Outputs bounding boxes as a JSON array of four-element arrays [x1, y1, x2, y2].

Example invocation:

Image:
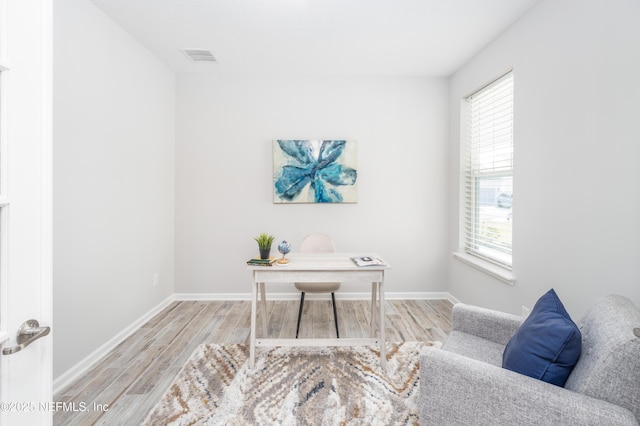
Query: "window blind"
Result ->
[[463, 71, 514, 268]]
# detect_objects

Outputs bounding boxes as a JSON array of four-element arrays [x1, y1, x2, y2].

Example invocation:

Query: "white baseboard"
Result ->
[[52, 294, 176, 394], [447, 293, 461, 305], [53, 291, 457, 393], [174, 291, 458, 303]]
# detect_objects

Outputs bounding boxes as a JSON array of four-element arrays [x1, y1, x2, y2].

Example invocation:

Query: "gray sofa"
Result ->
[[420, 295, 640, 425]]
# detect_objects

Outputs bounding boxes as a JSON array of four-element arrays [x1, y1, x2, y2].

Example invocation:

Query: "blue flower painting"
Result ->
[[273, 140, 358, 203]]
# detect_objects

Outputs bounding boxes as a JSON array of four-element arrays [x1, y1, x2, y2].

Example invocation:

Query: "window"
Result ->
[[462, 71, 513, 270]]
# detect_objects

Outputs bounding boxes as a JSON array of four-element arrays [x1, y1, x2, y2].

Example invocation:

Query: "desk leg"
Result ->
[[370, 283, 377, 337], [250, 275, 257, 368], [260, 282, 268, 337], [379, 280, 387, 371]]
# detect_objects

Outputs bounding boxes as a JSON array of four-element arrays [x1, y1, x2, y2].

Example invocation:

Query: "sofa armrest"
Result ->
[[419, 347, 639, 426], [452, 303, 522, 346]]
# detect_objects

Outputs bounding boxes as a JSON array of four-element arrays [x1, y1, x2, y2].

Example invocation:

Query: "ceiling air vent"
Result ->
[[181, 48, 217, 63]]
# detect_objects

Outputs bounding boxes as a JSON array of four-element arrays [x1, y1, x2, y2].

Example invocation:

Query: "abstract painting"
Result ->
[[273, 140, 357, 203]]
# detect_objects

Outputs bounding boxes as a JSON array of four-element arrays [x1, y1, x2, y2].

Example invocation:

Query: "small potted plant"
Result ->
[[254, 232, 275, 259]]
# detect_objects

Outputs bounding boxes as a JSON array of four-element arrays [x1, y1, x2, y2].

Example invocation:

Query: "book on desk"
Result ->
[[246, 257, 277, 266], [350, 256, 386, 267]]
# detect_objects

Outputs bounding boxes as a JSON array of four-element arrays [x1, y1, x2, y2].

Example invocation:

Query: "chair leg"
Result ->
[[331, 292, 339, 338], [296, 292, 305, 339]]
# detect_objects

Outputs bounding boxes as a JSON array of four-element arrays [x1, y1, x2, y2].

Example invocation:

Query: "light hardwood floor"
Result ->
[[53, 298, 453, 425]]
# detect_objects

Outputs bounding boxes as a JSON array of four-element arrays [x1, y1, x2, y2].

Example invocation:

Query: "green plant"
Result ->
[[254, 232, 275, 249]]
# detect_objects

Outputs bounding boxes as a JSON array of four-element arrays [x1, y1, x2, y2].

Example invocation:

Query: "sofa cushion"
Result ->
[[564, 295, 640, 420], [502, 289, 581, 386]]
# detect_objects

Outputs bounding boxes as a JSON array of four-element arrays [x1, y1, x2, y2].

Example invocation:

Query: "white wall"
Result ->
[[448, 0, 640, 317], [53, 0, 175, 379], [175, 75, 449, 295]]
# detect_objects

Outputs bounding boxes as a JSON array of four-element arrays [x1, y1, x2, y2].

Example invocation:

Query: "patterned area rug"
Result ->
[[143, 341, 437, 425]]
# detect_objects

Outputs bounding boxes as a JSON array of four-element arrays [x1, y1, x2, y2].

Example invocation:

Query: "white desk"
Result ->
[[246, 253, 390, 370]]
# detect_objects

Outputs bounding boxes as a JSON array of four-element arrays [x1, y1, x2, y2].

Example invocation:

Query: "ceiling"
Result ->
[[88, 0, 540, 77]]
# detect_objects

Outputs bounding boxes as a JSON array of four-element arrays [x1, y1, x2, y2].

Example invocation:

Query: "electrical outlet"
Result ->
[[153, 273, 159, 287], [521, 305, 530, 317]]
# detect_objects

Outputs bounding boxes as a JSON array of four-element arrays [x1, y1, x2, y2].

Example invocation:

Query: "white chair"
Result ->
[[295, 234, 340, 338]]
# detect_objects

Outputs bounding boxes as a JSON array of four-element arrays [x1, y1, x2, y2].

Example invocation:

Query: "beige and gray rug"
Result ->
[[143, 341, 437, 425]]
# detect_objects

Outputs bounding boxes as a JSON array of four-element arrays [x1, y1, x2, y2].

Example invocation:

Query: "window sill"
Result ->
[[453, 252, 516, 286]]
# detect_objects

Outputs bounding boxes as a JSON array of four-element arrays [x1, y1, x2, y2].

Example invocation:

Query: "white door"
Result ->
[[0, 0, 53, 425]]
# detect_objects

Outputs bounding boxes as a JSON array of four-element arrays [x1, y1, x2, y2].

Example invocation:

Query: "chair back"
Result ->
[[300, 234, 336, 254], [564, 295, 640, 420], [295, 234, 339, 293]]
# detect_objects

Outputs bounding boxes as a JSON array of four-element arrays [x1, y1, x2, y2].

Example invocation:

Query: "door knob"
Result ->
[[2, 320, 50, 355]]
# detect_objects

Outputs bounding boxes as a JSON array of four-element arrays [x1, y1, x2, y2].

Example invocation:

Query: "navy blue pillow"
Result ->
[[502, 289, 582, 386]]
